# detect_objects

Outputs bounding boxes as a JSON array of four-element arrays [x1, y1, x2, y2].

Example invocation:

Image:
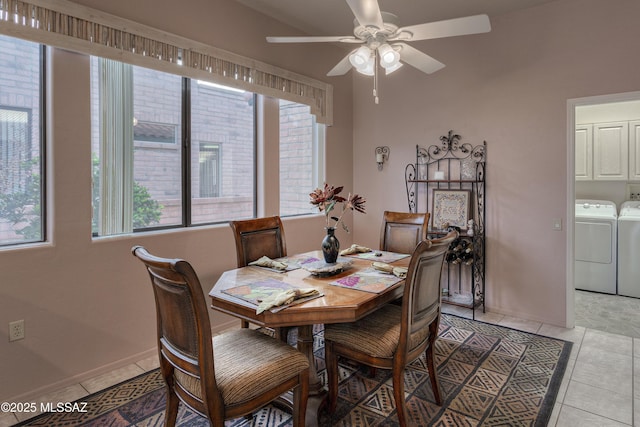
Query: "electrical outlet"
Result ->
[[9, 320, 25, 342], [627, 184, 640, 201]]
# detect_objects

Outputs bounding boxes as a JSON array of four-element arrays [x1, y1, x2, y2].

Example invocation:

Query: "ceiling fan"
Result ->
[[266, 0, 491, 102]]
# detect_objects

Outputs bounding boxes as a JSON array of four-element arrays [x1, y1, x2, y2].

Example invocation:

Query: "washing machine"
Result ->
[[617, 201, 640, 297], [574, 199, 617, 294]]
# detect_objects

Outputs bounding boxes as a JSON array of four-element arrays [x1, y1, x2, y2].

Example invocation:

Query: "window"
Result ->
[[279, 100, 325, 216], [91, 58, 256, 236], [91, 59, 183, 235], [0, 36, 44, 247], [190, 80, 255, 224]]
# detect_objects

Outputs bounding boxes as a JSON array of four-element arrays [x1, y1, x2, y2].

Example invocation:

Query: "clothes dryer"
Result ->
[[617, 201, 640, 298], [574, 199, 617, 294]]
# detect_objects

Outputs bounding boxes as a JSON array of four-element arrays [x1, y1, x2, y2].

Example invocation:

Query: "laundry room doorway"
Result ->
[[567, 90, 640, 337]]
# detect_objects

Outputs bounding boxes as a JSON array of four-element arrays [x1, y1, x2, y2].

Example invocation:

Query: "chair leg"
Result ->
[[425, 345, 442, 405], [240, 319, 249, 328], [293, 369, 309, 427], [325, 340, 340, 413], [427, 320, 442, 405], [164, 388, 179, 427], [392, 367, 409, 427]]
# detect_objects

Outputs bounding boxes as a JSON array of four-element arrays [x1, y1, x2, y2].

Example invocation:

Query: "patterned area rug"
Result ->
[[15, 314, 571, 426]]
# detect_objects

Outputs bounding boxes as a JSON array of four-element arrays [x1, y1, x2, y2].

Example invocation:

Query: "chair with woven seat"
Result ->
[[132, 246, 309, 427], [323, 230, 457, 427], [229, 216, 287, 269], [229, 216, 289, 336], [380, 211, 430, 254]]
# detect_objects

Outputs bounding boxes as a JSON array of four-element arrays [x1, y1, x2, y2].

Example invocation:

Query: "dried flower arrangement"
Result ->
[[309, 183, 366, 231]]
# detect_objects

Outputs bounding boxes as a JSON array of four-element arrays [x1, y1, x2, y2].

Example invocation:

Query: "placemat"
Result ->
[[222, 278, 322, 311], [274, 254, 322, 270], [329, 268, 403, 293]]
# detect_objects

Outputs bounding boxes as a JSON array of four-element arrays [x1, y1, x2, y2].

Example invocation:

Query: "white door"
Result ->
[[593, 121, 629, 180]]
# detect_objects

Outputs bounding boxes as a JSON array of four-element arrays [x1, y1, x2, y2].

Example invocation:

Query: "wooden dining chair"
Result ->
[[380, 211, 430, 254], [323, 230, 458, 427], [229, 216, 289, 335], [229, 216, 287, 268], [132, 246, 309, 427]]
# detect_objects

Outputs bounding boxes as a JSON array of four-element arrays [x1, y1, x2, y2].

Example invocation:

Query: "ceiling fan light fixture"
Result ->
[[349, 45, 372, 68], [378, 43, 400, 69], [384, 61, 403, 75], [356, 56, 375, 75], [266, 1, 493, 101]]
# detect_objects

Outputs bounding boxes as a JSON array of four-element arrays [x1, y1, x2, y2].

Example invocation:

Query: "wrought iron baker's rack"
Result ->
[[405, 130, 486, 317]]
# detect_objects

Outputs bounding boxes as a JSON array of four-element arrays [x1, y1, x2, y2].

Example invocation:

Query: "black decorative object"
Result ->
[[322, 227, 340, 264]]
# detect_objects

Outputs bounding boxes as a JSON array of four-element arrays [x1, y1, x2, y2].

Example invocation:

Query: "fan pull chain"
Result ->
[[373, 53, 379, 104]]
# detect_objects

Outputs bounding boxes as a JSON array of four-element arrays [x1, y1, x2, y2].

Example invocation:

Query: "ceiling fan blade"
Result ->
[[327, 53, 354, 76], [266, 35, 360, 43], [396, 43, 445, 74], [345, 0, 384, 29], [396, 14, 491, 41]]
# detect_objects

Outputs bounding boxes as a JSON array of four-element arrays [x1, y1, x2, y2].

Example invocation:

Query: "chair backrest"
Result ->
[[229, 216, 287, 268], [131, 246, 221, 416], [380, 211, 430, 254], [400, 230, 458, 351]]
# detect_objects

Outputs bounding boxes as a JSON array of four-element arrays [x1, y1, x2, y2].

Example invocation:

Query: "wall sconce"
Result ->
[[375, 146, 390, 171]]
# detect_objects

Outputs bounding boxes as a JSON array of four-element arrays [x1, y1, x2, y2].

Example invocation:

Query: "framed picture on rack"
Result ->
[[432, 189, 471, 230]]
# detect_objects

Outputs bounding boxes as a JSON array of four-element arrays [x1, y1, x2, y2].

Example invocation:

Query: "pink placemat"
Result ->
[[275, 254, 322, 270], [329, 268, 403, 293]]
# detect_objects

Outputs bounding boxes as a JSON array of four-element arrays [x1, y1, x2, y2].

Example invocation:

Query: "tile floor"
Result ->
[[1, 292, 638, 427], [575, 289, 640, 339]]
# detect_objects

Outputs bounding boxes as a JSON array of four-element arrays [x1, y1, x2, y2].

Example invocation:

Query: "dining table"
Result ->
[[209, 249, 411, 426]]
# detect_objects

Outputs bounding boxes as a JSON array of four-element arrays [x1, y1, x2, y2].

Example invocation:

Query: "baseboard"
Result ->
[[9, 318, 249, 403], [7, 347, 157, 403]]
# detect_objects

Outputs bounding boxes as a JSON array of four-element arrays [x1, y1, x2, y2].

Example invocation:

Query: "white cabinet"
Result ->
[[629, 120, 640, 181], [593, 121, 628, 181], [576, 121, 638, 181], [575, 124, 592, 181]]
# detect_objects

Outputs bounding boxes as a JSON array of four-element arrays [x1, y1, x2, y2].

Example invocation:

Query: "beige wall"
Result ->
[[0, 0, 353, 401], [4, 0, 640, 402], [351, 0, 640, 326]]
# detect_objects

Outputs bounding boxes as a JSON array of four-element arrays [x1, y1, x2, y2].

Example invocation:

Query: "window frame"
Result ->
[[0, 42, 46, 248], [91, 63, 260, 236]]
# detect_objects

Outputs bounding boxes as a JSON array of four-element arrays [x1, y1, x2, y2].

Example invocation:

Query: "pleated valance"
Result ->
[[0, 0, 333, 124]]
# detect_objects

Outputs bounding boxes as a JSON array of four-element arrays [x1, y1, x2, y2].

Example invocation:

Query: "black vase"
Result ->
[[322, 227, 340, 264]]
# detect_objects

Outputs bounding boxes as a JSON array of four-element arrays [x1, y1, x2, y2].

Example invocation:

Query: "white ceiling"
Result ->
[[235, 0, 559, 37]]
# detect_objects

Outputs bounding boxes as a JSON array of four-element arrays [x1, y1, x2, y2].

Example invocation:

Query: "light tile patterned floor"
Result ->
[[1, 291, 638, 427]]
